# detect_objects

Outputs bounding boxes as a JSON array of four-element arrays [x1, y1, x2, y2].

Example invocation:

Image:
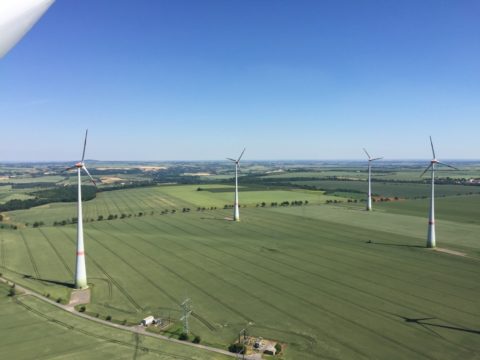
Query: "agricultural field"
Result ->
[[291, 180, 480, 199], [4, 184, 335, 226], [0, 283, 229, 360], [1, 162, 479, 359]]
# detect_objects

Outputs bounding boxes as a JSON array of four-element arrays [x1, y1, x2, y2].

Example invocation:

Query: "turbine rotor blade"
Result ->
[[371, 157, 383, 161], [429, 136, 436, 159], [226, 158, 236, 162], [437, 162, 459, 171], [0, 0, 55, 58], [420, 163, 433, 177], [82, 166, 96, 186], [81, 129, 88, 162], [237, 147, 246, 162], [64, 166, 76, 172], [363, 148, 371, 159]]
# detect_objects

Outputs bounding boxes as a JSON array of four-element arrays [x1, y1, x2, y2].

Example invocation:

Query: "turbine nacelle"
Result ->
[[363, 148, 382, 162], [65, 130, 96, 186], [227, 147, 246, 169], [421, 137, 458, 177]]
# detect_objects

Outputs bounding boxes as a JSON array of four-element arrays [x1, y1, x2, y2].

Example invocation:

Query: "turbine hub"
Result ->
[[75, 162, 83, 168]]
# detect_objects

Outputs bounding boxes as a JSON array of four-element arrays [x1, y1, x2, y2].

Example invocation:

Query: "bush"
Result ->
[[97, 215, 104, 221], [192, 335, 201, 344], [56, 297, 62, 303], [79, 306, 86, 312], [179, 332, 189, 341], [8, 284, 16, 297], [275, 343, 282, 354], [106, 315, 112, 321], [228, 343, 245, 353]]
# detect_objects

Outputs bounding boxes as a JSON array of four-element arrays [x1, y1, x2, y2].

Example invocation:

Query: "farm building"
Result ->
[[141, 315, 154, 326]]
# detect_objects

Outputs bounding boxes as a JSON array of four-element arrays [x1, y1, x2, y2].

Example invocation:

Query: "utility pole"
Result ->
[[180, 298, 192, 334], [238, 328, 247, 359]]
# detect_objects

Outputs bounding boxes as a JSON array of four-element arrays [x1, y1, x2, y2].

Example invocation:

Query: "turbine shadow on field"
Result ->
[[23, 274, 74, 288], [389, 312, 480, 336], [200, 216, 234, 221], [367, 241, 424, 248]]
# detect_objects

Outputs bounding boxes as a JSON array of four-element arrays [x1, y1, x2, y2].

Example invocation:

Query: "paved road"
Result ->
[[0, 277, 261, 360]]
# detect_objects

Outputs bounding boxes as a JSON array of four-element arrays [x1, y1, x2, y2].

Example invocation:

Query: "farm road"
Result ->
[[0, 276, 261, 360]]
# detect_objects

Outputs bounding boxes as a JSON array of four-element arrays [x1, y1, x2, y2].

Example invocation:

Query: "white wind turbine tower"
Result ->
[[0, 0, 55, 58], [421, 136, 458, 248], [363, 148, 383, 211], [227, 148, 246, 222], [66, 130, 96, 289]]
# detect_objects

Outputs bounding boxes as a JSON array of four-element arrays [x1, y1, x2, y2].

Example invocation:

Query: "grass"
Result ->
[[0, 283, 230, 359], [261, 167, 480, 181], [376, 194, 480, 225], [1, 183, 479, 359], [292, 179, 480, 198], [4, 184, 335, 226], [0, 185, 35, 204]]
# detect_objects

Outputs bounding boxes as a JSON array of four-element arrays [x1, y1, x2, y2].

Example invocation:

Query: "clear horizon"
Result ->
[[1, 0, 479, 161], [1, 158, 480, 164]]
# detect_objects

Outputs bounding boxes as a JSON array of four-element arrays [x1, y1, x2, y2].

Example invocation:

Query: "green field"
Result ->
[[1, 182, 479, 359], [0, 185, 35, 204], [292, 179, 480, 198], [5, 184, 335, 226], [0, 283, 229, 359]]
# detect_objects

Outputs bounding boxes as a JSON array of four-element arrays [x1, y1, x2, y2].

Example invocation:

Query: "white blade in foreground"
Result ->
[[0, 0, 55, 58]]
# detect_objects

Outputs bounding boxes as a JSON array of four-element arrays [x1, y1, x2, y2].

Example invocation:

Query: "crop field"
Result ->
[[5, 184, 335, 226], [291, 180, 480, 199], [0, 283, 229, 360], [0, 185, 35, 204], [1, 182, 479, 359], [260, 166, 480, 181]]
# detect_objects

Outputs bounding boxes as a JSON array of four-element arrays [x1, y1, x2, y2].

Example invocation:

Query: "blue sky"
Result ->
[[1, 0, 479, 161]]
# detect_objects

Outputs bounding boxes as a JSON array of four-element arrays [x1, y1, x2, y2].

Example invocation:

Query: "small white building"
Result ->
[[141, 315, 155, 326]]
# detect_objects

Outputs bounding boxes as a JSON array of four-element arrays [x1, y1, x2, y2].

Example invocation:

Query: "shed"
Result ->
[[141, 315, 154, 326]]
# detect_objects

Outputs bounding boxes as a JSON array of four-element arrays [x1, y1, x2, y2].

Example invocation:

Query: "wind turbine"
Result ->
[[0, 0, 55, 58], [66, 130, 96, 289], [363, 148, 383, 211], [421, 136, 458, 248], [227, 148, 245, 222]]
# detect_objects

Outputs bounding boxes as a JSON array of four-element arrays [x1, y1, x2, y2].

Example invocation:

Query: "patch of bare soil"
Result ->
[[433, 247, 467, 257], [69, 288, 91, 307], [100, 176, 125, 184]]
